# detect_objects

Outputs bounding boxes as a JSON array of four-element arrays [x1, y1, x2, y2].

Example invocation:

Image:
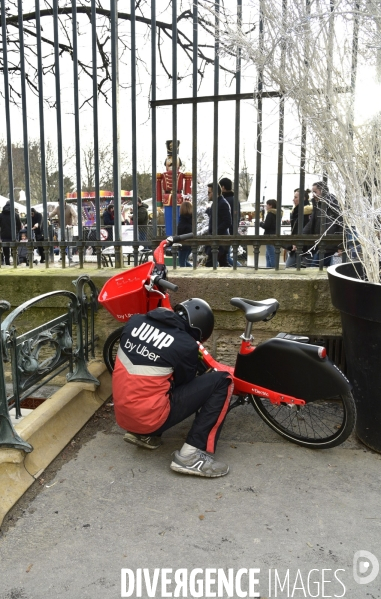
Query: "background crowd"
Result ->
[[0, 179, 344, 268]]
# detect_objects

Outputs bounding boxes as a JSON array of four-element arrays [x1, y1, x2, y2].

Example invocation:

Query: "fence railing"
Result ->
[[170, 233, 346, 271], [0, 275, 99, 452], [0, 231, 346, 271]]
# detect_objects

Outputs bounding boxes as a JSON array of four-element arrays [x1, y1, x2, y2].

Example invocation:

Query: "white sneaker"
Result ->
[[170, 449, 229, 477]]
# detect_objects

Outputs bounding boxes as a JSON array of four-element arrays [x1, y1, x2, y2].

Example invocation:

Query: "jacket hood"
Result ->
[[2, 203, 10, 213], [268, 208, 283, 216], [223, 191, 234, 198], [292, 204, 313, 216]]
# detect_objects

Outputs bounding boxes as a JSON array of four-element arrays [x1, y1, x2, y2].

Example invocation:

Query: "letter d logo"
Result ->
[[353, 550, 379, 585]]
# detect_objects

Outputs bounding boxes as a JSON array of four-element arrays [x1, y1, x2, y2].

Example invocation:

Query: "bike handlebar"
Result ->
[[153, 233, 194, 265], [169, 233, 194, 244], [155, 277, 179, 292]]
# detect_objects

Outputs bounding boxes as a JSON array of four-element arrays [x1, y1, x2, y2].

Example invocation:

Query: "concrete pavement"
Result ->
[[1, 401, 380, 599]]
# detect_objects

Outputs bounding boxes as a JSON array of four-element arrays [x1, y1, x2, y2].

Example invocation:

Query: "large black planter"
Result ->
[[328, 262, 381, 452]]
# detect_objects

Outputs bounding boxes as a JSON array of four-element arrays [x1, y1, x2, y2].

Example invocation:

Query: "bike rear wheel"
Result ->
[[103, 326, 124, 374], [250, 392, 356, 448]]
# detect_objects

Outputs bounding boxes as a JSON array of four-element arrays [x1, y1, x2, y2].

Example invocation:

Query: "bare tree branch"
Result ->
[[209, 0, 381, 283], [1, 2, 237, 102]]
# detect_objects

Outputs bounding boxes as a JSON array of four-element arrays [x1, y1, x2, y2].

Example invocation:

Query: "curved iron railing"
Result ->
[[0, 275, 99, 452]]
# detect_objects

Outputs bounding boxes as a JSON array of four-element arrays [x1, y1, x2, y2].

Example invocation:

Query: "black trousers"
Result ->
[[205, 245, 230, 267], [36, 246, 45, 261], [151, 371, 232, 454], [2, 246, 11, 265], [35, 236, 45, 262]]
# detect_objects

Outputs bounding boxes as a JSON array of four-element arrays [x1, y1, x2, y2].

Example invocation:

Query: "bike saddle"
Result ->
[[230, 297, 279, 322], [276, 332, 310, 343]]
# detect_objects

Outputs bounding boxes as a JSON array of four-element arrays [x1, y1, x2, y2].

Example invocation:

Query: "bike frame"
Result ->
[[197, 343, 306, 406], [100, 237, 308, 408]]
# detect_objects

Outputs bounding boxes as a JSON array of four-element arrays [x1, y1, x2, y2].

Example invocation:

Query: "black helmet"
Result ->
[[174, 298, 214, 342]]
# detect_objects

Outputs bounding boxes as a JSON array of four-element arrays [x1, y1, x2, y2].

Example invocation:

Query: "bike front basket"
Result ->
[[98, 261, 154, 322]]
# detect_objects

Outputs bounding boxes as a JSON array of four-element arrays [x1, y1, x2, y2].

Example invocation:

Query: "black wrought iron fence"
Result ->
[[0, 1, 356, 271], [0, 275, 99, 452]]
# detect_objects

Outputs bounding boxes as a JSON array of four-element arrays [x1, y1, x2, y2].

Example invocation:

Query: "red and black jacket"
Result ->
[[112, 308, 199, 433]]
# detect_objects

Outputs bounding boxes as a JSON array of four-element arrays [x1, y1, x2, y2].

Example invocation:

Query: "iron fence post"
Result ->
[[68, 276, 100, 385], [0, 301, 33, 452]]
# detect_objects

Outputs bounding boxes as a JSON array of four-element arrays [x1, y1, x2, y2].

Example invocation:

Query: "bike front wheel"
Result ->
[[250, 392, 356, 449], [103, 326, 124, 374]]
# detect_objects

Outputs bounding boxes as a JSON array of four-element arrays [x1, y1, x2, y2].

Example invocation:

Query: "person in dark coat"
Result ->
[[205, 182, 232, 267], [260, 199, 278, 267], [103, 204, 115, 241], [302, 181, 343, 267], [219, 177, 241, 235], [220, 177, 242, 266], [177, 200, 193, 267], [31, 207, 45, 263], [0, 201, 22, 265], [137, 197, 149, 242], [285, 189, 312, 268]]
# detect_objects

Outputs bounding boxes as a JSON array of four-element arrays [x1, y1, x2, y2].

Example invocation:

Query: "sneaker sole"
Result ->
[[123, 435, 161, 450], [170, 461, 229, 478]]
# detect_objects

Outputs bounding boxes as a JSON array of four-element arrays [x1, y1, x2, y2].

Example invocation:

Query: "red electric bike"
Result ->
[[99, 233, 356, 449]]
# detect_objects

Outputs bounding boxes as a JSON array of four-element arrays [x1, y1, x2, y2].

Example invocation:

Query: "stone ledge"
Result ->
[[0, 268, 341, 374], [0, 359, 112, 528]]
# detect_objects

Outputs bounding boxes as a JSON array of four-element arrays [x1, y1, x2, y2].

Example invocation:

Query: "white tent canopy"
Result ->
[[32, 202, 59, 213], [240, 200, 255, 213], [0, 194, 26, 213]]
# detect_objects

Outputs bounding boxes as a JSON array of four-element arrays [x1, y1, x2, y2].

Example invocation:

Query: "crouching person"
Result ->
[[112, 299, 233, 477]]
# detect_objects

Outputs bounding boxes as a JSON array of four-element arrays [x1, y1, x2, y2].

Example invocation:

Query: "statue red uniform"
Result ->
[[156, 142, 192, 208]]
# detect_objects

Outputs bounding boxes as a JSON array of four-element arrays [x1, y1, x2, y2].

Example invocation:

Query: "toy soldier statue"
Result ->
[[156, 141, 191, 234]]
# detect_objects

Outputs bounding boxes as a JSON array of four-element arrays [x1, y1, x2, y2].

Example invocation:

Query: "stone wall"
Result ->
[[0, 268, 341, 368]]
